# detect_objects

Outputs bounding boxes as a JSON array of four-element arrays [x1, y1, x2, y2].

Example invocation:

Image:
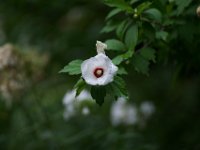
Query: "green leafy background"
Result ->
[[0, 0, 200, 150]]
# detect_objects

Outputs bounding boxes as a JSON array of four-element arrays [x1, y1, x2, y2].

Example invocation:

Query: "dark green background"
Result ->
[[0, 0, 200, 149]]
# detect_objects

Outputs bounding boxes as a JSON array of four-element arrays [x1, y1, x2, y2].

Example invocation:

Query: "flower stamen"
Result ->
[[94, 67, 104, 78]]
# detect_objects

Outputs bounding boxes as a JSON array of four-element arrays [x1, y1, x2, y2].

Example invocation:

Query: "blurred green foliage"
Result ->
[[0, 0, 200, 150]]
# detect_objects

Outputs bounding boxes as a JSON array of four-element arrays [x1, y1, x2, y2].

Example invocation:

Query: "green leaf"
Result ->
[[143, 8, 162, 22], [101, 21, 118, 33], [132, 54, 149, 75], [112, 49, 134, 65], [104, 0, 134, 13], [112, 55, 124, 65], [125, 24, 138, 51], [59, 60, 83, 75], [137, 2, 152, 14], [116, 19, 132, 40], [175, 0, 192, 16], [106, 8, 122, 20], [123, 49, 134, 59], [74, 78, 86, 97], [91, 86, 106, 106], [117, 66, 128, 75], [130, 0, 139, 4], [156, 31, 169, 41], [140, 47, 156, 62], [110, 76, 128, 98], [105, 39, 126, 51]]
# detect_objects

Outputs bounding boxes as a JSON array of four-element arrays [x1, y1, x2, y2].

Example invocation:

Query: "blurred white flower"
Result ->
[[63, 89, 93, 120], [63, 105, 75, 120], [110, 98, 156, 126], [81, 41, 118, 86], [126, 105, 138, 125], [63, 90, 76, 105], [110, 97, 138, 126], [0, 44, 18, 70], [197, 6, 200, 17], [77, 90, 92, 101], [140, 101, 155, 119], [82, 107, 90, 115], [0, 43, 49, 107]]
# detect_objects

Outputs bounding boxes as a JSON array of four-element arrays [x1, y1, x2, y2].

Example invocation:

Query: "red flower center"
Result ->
[[93, 67, 104, 78]]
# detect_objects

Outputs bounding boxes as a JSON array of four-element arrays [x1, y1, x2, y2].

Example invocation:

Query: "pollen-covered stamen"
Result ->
[[94, 67, 104, 78]]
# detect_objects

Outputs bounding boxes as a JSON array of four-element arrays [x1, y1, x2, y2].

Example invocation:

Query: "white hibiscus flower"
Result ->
[[81, 41, 118, 86]]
